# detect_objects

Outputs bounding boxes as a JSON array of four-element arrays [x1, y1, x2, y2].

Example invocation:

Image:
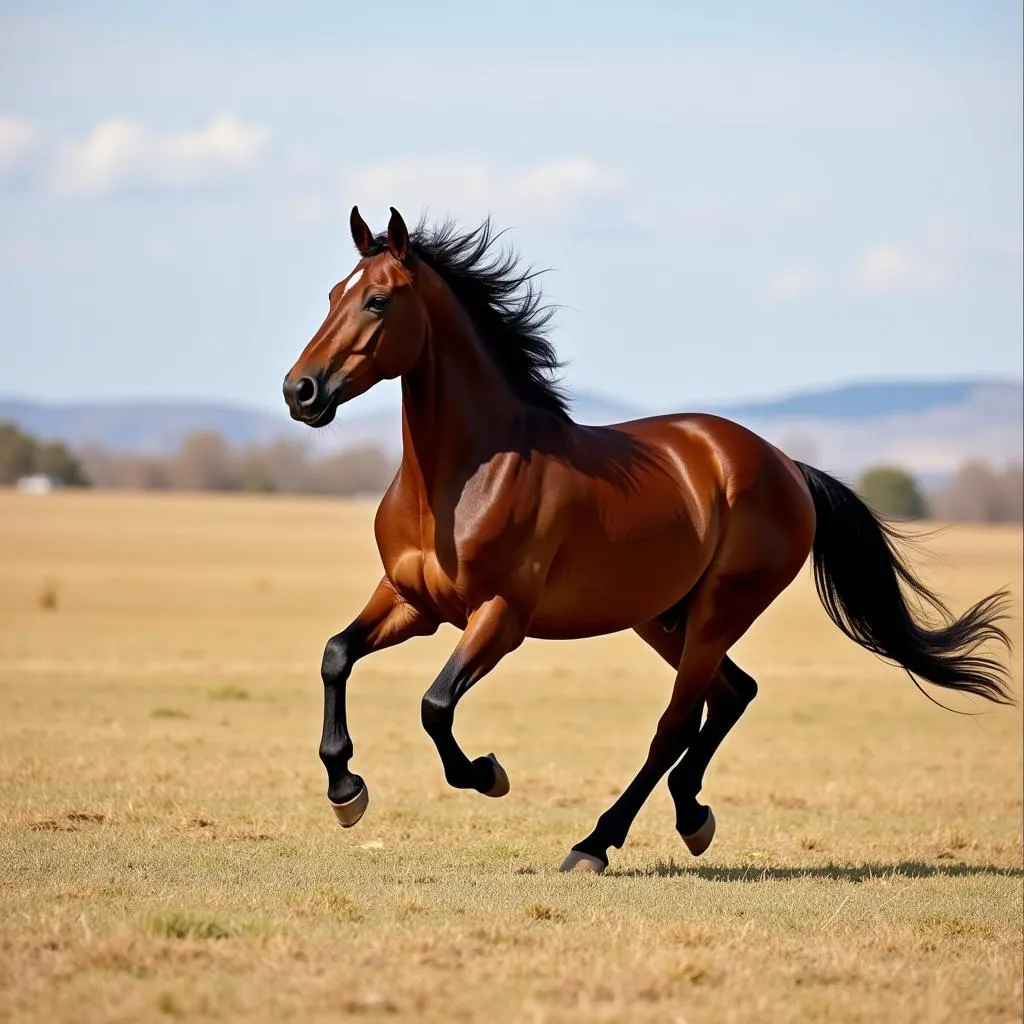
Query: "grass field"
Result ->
[[0, 490, 1020, 1023]]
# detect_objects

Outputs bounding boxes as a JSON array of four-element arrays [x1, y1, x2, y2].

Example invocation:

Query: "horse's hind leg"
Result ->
[[561, 567, 783, 874], [560, 580, 747, 874], [632, 617, 706, 765], [633, 621, 757, 856], [560, 631, 725, 873], [668, 656, 757, 854]]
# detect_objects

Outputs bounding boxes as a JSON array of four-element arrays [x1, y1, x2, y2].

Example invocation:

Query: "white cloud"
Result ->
[[0, 117, 40, 178], [52, 114, 270, 197], [344, 156, 620, 224], [764, 266, 816, 302], [853, 244, 948, 293], [774, 188, 820, 224]]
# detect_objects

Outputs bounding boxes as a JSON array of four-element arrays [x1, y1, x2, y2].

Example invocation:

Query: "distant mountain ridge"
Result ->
[[703, 380, 1005, 421], [2, 379, 1020, 487]]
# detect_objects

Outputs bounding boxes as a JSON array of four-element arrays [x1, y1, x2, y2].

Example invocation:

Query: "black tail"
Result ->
[[795, 462, 1014, 707]]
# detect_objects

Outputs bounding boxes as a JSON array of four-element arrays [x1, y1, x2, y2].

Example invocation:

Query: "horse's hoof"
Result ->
[[558, 849, 607, 874], [329, 784, 369, 828], [483, 753, 510, 798], [681, 806, 716, 856]]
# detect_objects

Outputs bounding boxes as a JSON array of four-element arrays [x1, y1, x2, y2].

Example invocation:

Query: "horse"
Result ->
[[282, 206, 1013, 873]]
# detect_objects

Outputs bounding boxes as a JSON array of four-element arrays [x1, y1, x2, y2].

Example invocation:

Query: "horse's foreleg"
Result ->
[[420, 597, 525, 796], [320, 578, 438, 826]]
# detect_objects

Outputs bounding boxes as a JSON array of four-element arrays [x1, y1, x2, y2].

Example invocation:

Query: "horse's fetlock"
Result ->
[[319, 736, 352, 767]]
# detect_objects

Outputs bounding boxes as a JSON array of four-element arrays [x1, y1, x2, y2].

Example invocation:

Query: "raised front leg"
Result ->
[[420, 597, 525, 796], [320, 578, 438, 827]]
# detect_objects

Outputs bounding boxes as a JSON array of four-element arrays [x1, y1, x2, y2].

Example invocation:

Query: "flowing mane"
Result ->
[[368, 218, 571, 419]]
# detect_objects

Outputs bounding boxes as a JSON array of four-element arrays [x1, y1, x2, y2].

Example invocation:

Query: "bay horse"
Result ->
[[282, 206, 1012, 873]]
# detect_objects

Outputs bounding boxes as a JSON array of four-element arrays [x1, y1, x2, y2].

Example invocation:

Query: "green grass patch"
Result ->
[[147, 910, 231, 941], [207, 684, 250, 701], [151, 707, 191, 719]]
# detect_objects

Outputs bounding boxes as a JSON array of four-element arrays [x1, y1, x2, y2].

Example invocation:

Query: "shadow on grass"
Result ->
[[607, 860, 1024, 882]]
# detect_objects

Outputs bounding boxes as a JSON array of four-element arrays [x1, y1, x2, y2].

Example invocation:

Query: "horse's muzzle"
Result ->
[[282, 372, 339, 427]]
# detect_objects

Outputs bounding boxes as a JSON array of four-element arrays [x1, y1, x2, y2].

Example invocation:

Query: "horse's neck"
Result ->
[[399, 316, 524, 500]]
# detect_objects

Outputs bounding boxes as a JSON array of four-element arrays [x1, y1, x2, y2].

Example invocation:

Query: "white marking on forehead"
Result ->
[[341, 267, 364, 296]]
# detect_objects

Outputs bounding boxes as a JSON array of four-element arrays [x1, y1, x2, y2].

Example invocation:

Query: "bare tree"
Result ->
[[930, 460, 1023, 523], [168, 432, 238, 492], [309, 447, 398, 496], [38, 428, 399, 498]]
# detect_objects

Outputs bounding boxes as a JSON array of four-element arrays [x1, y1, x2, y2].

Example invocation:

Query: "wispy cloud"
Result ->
[[0, 117, 40, 178], [774, 188, 820, 225], [764, 266, 816, 302], [853, 244, 948, 294], [344, 157, 621, 224], [51, 114, 271, 197], [852, 218, 963, 294]]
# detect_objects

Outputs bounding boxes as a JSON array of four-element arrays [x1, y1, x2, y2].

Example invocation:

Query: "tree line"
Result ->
[[0, 422, 396, 497], [0, 422, 88, 486], [857, 463, 1022, 523], [0, 420, 1020, 520]]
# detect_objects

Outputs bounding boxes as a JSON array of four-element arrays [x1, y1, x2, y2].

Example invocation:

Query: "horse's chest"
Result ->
[[376, 466, 534, 627], [379, 532, 472, 628]]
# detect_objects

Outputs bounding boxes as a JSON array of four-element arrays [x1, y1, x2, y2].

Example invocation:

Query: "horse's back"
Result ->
[[594, 409, 816, 586], [526, 411, 804, 638], [610, 410, 816, 591], [602, 410, 811, 508]]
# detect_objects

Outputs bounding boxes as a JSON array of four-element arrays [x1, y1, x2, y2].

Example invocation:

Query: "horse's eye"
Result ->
[[365, 294, 390, 313]]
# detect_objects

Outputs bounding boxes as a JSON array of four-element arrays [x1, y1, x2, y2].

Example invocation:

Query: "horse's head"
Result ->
[[283, 206, 426, 427]]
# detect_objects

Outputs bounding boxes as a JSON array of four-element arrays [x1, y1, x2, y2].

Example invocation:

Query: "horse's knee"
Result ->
[[420, 691, 452, 735], [321, 631, 358, 686]]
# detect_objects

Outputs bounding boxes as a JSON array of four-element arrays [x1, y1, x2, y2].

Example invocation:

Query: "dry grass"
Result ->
[[0, 490, 1020, 1024]]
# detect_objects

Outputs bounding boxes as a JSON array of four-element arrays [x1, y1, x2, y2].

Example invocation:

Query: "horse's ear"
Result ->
[[350, 206, 373, 255], [387, 207, 410, 262]]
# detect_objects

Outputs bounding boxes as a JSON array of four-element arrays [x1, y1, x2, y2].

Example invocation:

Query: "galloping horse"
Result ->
[[282, 207, 1012, 873]]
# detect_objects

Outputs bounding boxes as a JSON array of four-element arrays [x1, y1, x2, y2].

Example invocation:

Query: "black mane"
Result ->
[[369, 219, 570, 419]]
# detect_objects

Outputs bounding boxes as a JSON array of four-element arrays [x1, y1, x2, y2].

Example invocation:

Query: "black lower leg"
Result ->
[[669, 658, 757, 836], [319, 629, 365, 805], [420, 665, 496, 794], [571, 708, 702, 865]]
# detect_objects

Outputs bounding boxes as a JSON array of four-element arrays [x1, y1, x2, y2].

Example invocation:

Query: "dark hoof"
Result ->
[[329, 783, 369, 828], [482, 753, 509, 798], [680, 806, 716, 856]]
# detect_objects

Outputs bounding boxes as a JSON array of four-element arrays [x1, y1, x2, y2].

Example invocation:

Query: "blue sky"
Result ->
[[0, 1, 1021, 416]]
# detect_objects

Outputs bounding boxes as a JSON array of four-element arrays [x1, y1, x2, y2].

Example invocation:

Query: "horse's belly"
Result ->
[[527, 519, 714, 640]]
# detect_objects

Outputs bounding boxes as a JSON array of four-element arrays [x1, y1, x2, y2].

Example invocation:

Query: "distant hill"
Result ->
[[0, 398, 295, 454], [1, 379, 1020, 488], [707, 380, 989, 420], [703, 379, 1022, 488], [0, 391, 646, 457]]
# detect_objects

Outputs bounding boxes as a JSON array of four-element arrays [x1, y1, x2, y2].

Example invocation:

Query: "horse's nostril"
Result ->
[[296, 376, 319, 408]]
